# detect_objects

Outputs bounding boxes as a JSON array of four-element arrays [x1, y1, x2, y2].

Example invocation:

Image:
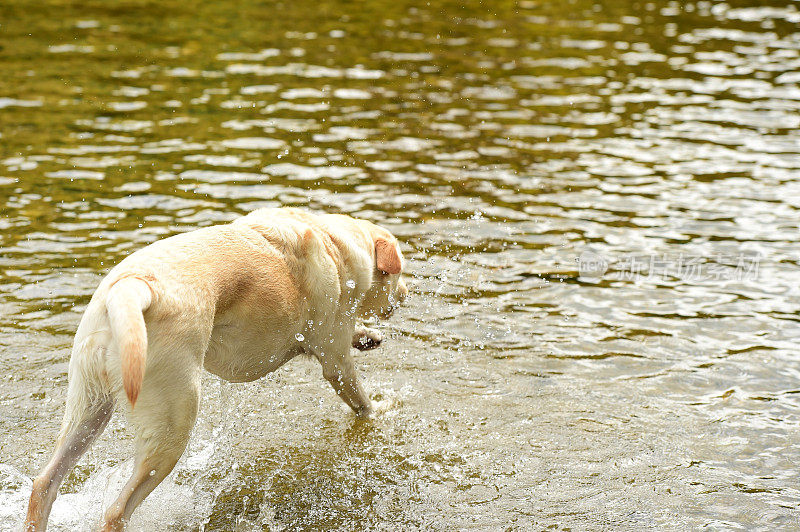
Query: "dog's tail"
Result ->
[[106, 277, 152, 407]]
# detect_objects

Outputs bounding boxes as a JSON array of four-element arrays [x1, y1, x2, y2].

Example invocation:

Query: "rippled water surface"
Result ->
[[2, 0, 800, 529]]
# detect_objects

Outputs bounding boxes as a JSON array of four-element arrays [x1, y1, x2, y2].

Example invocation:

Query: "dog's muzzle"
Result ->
[[382, 279, 408, 318], [397, 278, 409, 302]]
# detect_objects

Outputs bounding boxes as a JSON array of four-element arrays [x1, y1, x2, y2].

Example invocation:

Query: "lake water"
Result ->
[[1, 0, 799, 529]]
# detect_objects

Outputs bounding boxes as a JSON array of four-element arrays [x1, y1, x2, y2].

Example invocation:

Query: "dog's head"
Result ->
[[357, 225, 408, 320]]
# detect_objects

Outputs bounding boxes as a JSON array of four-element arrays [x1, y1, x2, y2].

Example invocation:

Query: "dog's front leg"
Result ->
[[315, 339, 373, 417]]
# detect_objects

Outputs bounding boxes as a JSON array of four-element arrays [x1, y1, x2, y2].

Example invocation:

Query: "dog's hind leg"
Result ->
[[25, 397, 114, 531], [100, 370, 201, 532]]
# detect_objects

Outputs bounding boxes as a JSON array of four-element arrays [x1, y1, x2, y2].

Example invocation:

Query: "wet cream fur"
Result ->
[[24, 207, 408, 531]]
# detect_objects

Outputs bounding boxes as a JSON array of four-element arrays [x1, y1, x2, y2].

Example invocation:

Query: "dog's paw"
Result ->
[[371, 398, 394, 416], [352, 326, 382, 351], [369, 392, 400, 417], [348, 396, 397, 419], [355, 401, 386, 419]]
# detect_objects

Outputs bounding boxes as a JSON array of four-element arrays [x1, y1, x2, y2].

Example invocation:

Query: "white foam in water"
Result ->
[[0, 436, 220, 531], [0, 464, 33, 530]]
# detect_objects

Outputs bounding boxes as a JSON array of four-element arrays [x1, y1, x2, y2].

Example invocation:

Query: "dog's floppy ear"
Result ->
[[375, 237, 402, 274]]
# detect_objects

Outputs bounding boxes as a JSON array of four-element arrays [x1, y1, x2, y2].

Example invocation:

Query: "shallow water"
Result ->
[[1, 0, 800, 529]]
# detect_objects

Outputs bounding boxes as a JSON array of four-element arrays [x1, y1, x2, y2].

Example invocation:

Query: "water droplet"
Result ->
[[346, 279, 356, 289], [295, 333, 305, 342]]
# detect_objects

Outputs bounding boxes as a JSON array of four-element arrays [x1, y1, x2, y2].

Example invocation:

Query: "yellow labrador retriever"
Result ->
[[25, 208, 408, 531]]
